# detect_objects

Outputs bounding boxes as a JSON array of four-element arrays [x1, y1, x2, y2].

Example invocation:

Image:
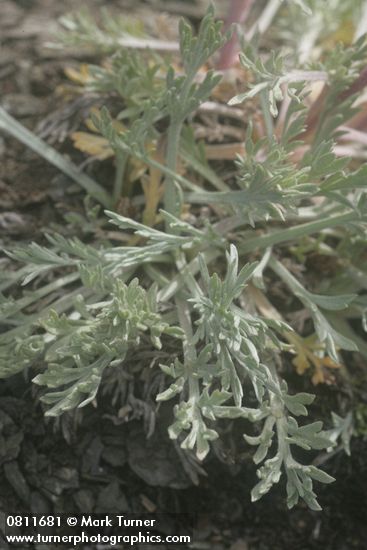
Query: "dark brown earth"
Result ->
[[0, 374, 366, 550], [1, 1, 367, 549]]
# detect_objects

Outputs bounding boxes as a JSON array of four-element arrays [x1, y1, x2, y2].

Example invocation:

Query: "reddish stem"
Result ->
[[300, 65, 367, 141], [217, 0, 255, 70], [339, 66, 367, 101]]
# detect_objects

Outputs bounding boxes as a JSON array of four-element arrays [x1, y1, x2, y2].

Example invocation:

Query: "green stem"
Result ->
[[113, 151, 127, 203], [176, 297, 200, 399], [268, 256, 307, 293], [163, 68, 197, 223], [164, 121, 183, 219], [260, 90, 274, 139], [239, 211, 355, 254], [267, 365, 290, 463]]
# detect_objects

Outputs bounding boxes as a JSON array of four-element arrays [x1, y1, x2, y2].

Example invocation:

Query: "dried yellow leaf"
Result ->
[[64, 64, 92, 86], [289, 333, 341, 385], [71, 132, 114, 159]]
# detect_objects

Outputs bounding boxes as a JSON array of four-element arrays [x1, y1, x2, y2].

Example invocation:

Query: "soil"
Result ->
[[1, 1, 367, 549]]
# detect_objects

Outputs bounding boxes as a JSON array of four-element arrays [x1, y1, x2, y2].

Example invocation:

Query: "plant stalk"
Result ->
[[113, 151, 128, 203], [239, 211, 356, 254], [164, 121, 183, 219]]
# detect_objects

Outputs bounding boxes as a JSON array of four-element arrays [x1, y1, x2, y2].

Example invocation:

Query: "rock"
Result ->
[[127, 424, 192, 489], [230, 539, 249, 550], [96, 481, 129, 513], [3, 462, 30, 504]]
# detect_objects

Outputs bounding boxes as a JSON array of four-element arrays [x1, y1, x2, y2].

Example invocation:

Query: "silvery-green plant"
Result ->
[[1, 5, 367, 510]]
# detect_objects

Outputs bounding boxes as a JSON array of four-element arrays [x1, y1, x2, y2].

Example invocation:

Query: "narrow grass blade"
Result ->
[[0, 107, 112, 207]]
